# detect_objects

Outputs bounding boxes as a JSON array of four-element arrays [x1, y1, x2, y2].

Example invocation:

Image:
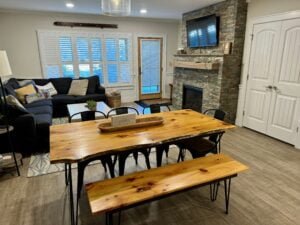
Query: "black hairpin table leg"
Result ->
[[68, 163, 75, 225]]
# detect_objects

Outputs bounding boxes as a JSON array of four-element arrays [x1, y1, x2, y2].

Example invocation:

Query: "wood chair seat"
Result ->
[[86, 153, 248, 219]]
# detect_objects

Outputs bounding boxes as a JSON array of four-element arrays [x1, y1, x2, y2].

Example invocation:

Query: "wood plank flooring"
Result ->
[[0, 127, 300, 225]]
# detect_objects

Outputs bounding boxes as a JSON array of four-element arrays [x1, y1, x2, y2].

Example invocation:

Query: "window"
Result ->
[[38, 31, 132, 86]]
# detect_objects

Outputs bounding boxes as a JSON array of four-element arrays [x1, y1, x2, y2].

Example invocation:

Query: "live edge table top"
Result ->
[[50, 109, 235, 164]]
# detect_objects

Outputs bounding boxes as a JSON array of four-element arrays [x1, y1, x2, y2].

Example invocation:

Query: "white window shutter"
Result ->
[[38, 31, 61, 78]]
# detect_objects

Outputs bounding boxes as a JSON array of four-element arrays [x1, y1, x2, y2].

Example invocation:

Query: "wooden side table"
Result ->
[[0, 125, 21, 176]]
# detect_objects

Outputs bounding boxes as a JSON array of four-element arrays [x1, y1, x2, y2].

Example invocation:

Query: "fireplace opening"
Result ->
[[182, 84, 203, 112]]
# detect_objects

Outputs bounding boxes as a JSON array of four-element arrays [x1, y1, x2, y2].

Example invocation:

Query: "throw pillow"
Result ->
[[68, 79, 88, 96], [5, 95, 28, 113], [36, 82, 58, 96], [15, 84, 37, 103], [25, 93, 46, 104]]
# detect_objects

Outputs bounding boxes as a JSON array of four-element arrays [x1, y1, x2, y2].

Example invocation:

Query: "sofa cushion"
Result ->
[[25, 99, 53, 108], [52, 94, 76, 104], [68, 79, 88, 96], [49, 78, 72, 94], [74, 94, 106, 103], [34, 114, 52, 129], [26, 105, 52, 115], [80, 76, 100, 94]]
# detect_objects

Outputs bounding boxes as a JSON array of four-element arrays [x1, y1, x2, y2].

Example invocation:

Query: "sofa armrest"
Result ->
[[95, 85, 106, 95], [13, 114, 37, 154]]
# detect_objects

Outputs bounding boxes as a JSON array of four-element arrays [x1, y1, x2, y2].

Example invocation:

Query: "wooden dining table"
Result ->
[[49, 109, 235, 225]]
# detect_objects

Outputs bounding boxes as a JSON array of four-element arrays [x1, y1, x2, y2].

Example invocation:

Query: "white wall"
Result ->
[[247, 0, 300, 19], [0, 10, 179, 102], [236, 0, 300, 126]]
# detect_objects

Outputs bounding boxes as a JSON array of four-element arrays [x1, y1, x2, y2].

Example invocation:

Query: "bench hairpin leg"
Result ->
[[210, 182, 219, 201], [224, 178, 232, 214]]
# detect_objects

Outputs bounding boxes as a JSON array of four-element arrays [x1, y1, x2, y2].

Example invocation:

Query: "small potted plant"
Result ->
[[86, 100, 97, 111]]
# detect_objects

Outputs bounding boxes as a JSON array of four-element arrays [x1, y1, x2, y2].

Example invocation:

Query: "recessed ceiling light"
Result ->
[[66, 2, 74, 8], [140, 9, 147, 14]]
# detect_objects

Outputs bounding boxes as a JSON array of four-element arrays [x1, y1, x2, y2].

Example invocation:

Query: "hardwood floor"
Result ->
[[0, 127, 299, 225]]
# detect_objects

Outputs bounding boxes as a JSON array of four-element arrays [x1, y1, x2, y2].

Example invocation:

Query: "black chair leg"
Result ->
[[133, 152, 138, 165], [177, 148, 186, 162], [140, 149, 151, 169], [118, 152, 130, 176], [65, 163, 69, 186], [156, 146, 164, 167], [165, 147, 169, 158], [210, 182, 219, 201], [101, 159, 108, 172], [104, 156, 115, 178]]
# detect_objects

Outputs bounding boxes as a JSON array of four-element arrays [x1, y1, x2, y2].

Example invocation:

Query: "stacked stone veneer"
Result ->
[[173, 0, 247, 123]]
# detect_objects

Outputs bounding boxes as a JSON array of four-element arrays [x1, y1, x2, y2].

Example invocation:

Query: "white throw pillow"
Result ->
[[36, 82, 58, 96], [68, 80, 88, 96]]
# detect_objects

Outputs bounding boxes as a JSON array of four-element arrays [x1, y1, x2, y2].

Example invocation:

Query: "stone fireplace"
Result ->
[[172, 0, 247, 123]]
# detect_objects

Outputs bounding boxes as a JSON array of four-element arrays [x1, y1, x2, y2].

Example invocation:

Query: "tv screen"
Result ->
[[186, 15, 219, 48]]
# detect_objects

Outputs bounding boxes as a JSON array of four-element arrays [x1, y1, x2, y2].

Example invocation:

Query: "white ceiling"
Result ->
[[0, 0, 224, 19]]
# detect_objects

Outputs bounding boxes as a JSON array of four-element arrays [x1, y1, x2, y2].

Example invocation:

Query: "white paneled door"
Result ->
[[267, 18, 300, 144], [244, 18, 300, 144], [244, 21, 282, 133]]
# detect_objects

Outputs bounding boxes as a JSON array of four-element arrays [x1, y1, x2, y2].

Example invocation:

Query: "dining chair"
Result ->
[[107, 106, 151, 176], [148, 104, 170, 167], [177, 109, 226, 162], [68, 110, 116, 225]]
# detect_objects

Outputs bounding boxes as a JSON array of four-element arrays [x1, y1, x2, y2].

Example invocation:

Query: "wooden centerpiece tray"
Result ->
[[98, 116, 164, 133]]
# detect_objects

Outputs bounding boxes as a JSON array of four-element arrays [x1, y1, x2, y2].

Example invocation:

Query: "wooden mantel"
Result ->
[[174, 60, 220, 70]]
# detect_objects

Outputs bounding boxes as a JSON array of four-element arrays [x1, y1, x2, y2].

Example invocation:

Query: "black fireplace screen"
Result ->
[[182, 84, 203, 112]]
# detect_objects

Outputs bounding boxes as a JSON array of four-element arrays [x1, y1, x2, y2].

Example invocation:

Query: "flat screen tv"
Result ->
[[186, 15, 219, 48]]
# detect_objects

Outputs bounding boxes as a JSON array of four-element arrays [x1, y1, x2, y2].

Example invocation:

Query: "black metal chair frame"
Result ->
[[106, 107, 151, 176], [148, 104, 171, 167], [107, 106, 139, 118], [65, 110, 116, 225], [177, 109, 226, 162]]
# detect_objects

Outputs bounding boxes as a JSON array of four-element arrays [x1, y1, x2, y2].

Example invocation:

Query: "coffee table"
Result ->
[[67, 101, 111, 122]]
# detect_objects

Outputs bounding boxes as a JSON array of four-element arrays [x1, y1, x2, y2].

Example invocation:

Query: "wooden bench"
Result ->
[[86, 154, 248, 225]]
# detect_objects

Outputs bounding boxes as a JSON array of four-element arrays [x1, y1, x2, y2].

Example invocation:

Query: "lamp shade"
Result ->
[[101, 0, 131, 16], [0, 51, 12, 77]]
